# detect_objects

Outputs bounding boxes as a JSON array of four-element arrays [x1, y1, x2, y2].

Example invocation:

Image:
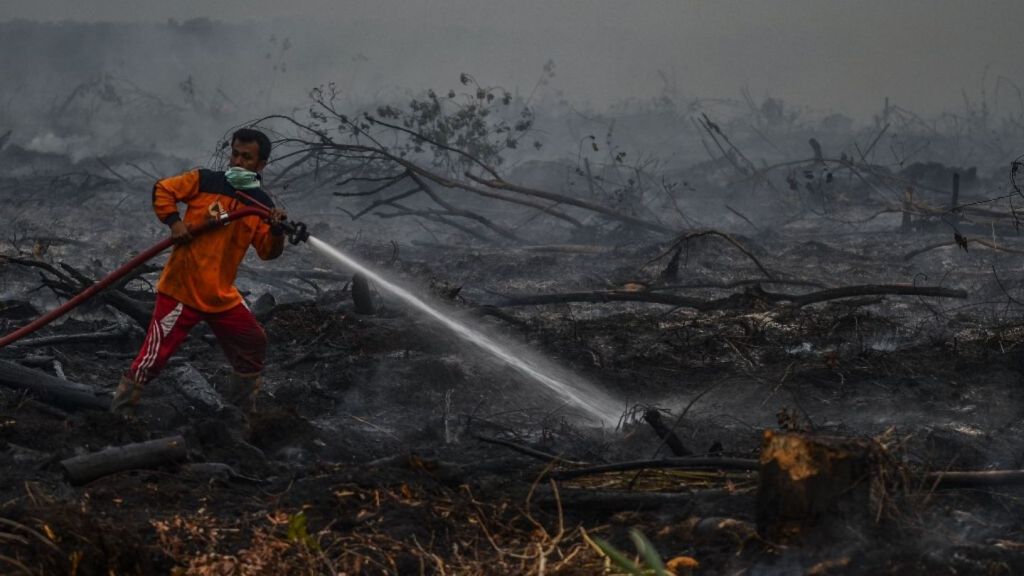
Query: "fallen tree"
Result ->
[[60, 435, 188, 485], [494, 283, 968, 310], [250, 83, 679, 245], [0, 359, 109, 411]]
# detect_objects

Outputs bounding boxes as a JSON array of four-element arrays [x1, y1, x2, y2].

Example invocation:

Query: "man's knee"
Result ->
[[222, 323, 267, 374], [245, 323, 268, 356], [209, 304, 269, 373]]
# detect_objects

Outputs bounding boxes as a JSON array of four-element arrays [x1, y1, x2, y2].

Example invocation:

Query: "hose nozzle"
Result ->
[[279, 220, 310, 245]]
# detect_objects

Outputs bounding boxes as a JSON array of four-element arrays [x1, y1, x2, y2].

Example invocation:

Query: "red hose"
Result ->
[[0, 206, 269, 349]]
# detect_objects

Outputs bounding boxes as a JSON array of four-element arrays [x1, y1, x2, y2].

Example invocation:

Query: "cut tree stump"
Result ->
[[60, 435, 188, 485], [352, 273, 376, 314], [756, 430, 881, 543]]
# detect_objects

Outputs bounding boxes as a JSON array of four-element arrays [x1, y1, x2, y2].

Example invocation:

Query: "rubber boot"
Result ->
[[110, 374, 143, 414], [222, 372, 262, 416]]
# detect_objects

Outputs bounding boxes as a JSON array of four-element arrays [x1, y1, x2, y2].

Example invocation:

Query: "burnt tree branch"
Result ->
[[645, 230, 773, 279], [495, 284, 967, 310], [465, 172, 673, 235], [547, 457, 759, 480]]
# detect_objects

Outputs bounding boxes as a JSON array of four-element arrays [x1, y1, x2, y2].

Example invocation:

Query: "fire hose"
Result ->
[[0, 197, 309, 349]]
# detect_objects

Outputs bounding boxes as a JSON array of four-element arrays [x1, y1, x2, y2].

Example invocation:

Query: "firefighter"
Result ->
[[111, 128, 287, 417]]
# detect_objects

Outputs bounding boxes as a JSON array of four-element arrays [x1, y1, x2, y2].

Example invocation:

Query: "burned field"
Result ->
[[2, 98, 1024, 575]]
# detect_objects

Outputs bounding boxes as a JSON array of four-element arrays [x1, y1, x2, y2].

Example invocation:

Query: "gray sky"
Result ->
[[4, 1, 1024, 119]]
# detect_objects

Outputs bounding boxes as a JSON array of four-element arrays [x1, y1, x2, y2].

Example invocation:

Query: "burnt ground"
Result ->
[[2, 164, 1024, 575]]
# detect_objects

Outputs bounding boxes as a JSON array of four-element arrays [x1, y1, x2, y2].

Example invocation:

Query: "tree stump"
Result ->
[[351, 273, 376, 315], [756, 430, 880, 543]]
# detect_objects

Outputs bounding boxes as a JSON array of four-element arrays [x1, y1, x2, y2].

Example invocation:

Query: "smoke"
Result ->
[[3, 1, 1024, 147]]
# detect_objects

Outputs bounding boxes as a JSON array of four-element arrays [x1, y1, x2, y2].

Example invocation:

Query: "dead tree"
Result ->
[[251, 89, 677, 244]]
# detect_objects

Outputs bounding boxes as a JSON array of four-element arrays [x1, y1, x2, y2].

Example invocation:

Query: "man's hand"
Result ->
[[267, 207, 288, 235], [268, 207, 288, 224], [266, 207, 288, 258], [170, 220, 193, 244]]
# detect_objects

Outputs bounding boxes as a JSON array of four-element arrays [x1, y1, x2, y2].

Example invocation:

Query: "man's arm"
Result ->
[[252, 207, 287, 260], [152, 171, 201, 244]]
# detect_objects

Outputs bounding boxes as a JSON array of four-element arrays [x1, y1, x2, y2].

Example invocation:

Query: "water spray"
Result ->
[[304, 236, 620, 424], [234, 191, 618, 423]]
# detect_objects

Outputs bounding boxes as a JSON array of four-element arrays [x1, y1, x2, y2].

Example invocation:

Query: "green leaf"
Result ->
[[286, 511, 320, 550], [630, 529, 667, 575], [593, 537, 645, 575]]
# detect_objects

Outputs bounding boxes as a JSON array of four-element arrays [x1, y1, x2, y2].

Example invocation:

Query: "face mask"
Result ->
[[225, 166, 261, 190]]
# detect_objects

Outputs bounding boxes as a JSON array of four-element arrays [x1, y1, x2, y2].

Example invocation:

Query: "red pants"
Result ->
[[127, 293, 267, 386]]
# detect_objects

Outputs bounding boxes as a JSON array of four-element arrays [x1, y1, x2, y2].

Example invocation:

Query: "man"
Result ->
[[111, 128, 287, 416]]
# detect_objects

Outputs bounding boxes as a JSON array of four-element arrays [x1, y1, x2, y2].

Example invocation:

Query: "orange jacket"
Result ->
[[153, 169, 283, 313]]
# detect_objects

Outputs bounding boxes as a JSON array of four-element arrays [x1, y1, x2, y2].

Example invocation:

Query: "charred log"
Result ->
[[496, 283, 967, 310], [548, 457, 758, 480], [642, 409, 692, 456], [60, 435, 188, 485], [534, 489, 717, 512], [474, 434, 589, 466], [0, 359, 109, 411]]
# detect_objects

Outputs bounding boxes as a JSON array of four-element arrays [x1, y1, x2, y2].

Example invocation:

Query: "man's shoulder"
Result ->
[[155, 168, 203, 191], [196, 169, 275, 208], [197, 169, 228, 192]]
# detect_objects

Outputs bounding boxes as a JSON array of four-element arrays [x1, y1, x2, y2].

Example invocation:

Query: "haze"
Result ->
[[4, 0, 1022, 121]]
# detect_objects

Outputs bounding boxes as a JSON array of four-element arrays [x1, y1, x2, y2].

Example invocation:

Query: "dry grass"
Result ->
[[148, 481, 619, 575]]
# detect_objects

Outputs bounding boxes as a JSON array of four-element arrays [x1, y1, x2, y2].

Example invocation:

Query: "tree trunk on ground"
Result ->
[[60, 435, 188, 485], [100, 290, 153, 329], [0, 359, 109, 411]]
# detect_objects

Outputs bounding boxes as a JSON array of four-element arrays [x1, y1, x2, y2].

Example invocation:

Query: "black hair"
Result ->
[[231, 128, 272, 162]]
